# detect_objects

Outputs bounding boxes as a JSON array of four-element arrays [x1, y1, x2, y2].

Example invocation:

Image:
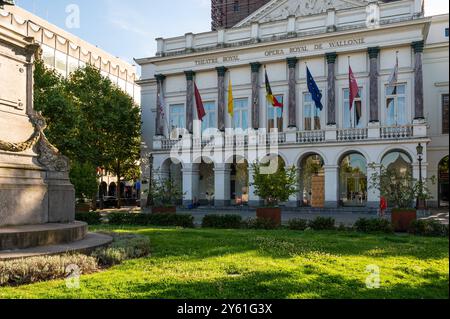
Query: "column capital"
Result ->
[[184, 70, 195, 80], [286, 57, 298, 68], [216, 66, 227, 77], [367, 46, 380, 59], [155, 74, 166, 82], [250, 62, 262, 73], [411, 40, 424, 53], [325, 52, 337, 64]]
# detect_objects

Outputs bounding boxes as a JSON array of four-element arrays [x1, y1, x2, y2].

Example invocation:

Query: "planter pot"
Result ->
[[256, 207, 282, 226], [391, 208, 417, 232], [152, 206, 177, 214], [75, 203, 91, 213]]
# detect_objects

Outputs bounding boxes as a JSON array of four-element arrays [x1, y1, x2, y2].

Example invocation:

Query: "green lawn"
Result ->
[[0, 227, 448, 299]]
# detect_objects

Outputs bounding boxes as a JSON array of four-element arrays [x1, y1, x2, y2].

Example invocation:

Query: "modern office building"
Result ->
[[137, 0, 449, 209], [212, 0, 271, 30]]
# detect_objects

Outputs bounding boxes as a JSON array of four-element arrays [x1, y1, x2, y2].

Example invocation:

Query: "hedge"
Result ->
[[201, 215, 242, 229], [354, 218, 394, 234], [409, 220, 449, 237], [75, 211, 102, 225], [107, 213, 194, 228]]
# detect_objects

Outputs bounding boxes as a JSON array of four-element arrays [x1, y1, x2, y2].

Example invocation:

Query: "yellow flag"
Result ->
[[228, 78, 234, 117]]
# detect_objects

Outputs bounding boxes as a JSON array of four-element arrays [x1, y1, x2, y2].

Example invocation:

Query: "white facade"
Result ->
[[137, 0, 449, 209]]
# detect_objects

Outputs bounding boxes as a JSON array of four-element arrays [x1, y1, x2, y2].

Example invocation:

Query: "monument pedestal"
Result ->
[[0, 8, 111, 256]]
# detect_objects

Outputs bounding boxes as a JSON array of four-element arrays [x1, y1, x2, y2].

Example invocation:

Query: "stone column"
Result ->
[[287, 57, 298, 129], [324, 165, 339, 208], [155, 74, 166, 136], [182, 163, 199, 207], [216, 67, 227, 132], [326, 53, 337, 126], [368, 47, 380, 123], [367, 164, 381, 208], [185, 70, 195, 133], [250, 62, 262, 130], [412, 41, 425, 120], [214, 163, 231, 207]]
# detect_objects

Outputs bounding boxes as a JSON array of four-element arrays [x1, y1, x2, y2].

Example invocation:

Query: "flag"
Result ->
[[228, 78, 234, 117], [306, 67, 323, 111], [387, 55, 399, 99], [158, 91, 169, 135], [349, 66, 359, 111], [194, 82, 206, 121], [265, 68, 283, 108]]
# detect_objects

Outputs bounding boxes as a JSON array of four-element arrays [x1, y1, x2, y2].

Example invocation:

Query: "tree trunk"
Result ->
[[116, 160, 122, 209]]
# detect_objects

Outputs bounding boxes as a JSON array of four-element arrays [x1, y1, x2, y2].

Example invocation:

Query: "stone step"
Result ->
[[0, 222, 88, 250], [0, 233, 113, 261]]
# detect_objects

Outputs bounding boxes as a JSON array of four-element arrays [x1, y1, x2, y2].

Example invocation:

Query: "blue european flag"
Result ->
[[307, 67, 323, 111]]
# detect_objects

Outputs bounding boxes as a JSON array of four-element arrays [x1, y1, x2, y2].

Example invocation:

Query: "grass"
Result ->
[[0, 226, 448, 299]]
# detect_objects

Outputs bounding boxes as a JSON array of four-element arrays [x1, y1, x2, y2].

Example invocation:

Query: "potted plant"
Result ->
[[146, 172, 184, 214], [369, 163, 434, 232], [251, 160, 298, 226]]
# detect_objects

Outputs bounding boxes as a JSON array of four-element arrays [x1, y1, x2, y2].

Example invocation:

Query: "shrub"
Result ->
[[287, 219, 308, 231], [354, 218, 394, 234], [202, 215, 242, 229], [75, 211, 102, 225], [243, 218, 279, 230], [409, 220, 449, 237], [107, 213, 194, 228], [92, 234, 151, 266], [308, 217, 336, 231], [0, 254, 98, 287]]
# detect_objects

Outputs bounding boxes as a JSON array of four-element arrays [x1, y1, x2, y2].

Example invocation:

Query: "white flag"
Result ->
[[388, 56, 399, 89]]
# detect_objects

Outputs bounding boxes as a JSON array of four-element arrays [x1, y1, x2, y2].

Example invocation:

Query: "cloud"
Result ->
[[104, 0, 150, 36]]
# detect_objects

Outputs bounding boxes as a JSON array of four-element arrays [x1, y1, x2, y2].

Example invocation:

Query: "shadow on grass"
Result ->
[[98, 226, 449, 262], [129, 266, 448, 299]]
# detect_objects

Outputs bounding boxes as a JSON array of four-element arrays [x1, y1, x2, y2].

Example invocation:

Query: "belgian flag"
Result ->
[[265, 67, 283, 108]]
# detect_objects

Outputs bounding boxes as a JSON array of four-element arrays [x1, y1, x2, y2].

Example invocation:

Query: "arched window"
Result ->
[[299, 154, 325, 207], [339, 153, 367, 207]]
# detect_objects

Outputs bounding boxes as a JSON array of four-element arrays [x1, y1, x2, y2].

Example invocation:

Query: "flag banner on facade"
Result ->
[[306, 67, 323, 111], [228, 78, 234, 117], [387, 55, 399, 99], [194, 82, 206, 121], [158, 91, 169, 135], [349, 65, 361, 126], [265, 68, 283, 108]]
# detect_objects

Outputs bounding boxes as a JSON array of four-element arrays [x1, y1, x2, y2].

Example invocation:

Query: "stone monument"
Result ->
[[0, 2, 111, 259]]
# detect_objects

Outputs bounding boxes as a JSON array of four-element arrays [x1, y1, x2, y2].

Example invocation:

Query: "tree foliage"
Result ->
[[251, 160, 298, 207], [34, 60, 141, 205]]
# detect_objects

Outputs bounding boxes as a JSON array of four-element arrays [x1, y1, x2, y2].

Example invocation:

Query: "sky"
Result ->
[[12, 0, 450, 67]]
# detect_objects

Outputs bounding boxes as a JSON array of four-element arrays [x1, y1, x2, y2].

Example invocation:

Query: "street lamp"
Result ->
[[416, 143, 425, 209]]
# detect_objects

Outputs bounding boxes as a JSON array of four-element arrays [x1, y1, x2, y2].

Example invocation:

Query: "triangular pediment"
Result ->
[[234, 0, 371, 27]]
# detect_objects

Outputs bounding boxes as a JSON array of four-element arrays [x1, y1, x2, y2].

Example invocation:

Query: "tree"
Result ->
[[251, 160, 298, 207], [369, 163, 435, 209], [69, 161, 99, 203], [102, 86, 141, 208]]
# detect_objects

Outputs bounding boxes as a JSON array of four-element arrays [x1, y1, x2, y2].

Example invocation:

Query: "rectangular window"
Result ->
[[54, 50, 67, 77], [303, 93, 322, 131], [41, 45, 55, 68], [267, 94, 284, 132], [201, 101, 217, 133], [233, 98, 248, 131], [343, 88, 363, 128], [443, 94, 449, 134], [169, 104, 185, 131], [233, 1, 240, 12], [385, 84, 407, 126]]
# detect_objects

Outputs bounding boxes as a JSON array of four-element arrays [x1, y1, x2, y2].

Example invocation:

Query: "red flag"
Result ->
[[194, 82, 206, 121], [348, 66, 359, 111]]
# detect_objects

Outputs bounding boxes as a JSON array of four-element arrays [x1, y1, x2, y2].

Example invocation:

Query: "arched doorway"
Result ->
[[439, 156, 449, 207], [230, 156, 249, 206], [382, 150, 413, 177], [339, 153, 367, 207], [99, 182, 108, 198], [299, 154, 325, 207], [199, 161, 215, 206], [159, 158, 183, 206], [108, 182, 117, 197]]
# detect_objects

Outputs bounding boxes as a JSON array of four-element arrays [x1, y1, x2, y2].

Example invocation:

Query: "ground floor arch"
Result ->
[[339, 152, 368, 207], [438, 156, 449, 207], [298, 153, 325, 208], [229, 157, 249, 206]]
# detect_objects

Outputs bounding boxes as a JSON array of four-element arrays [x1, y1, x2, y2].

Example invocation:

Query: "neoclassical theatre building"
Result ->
[[137, 0, 449, 209]]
